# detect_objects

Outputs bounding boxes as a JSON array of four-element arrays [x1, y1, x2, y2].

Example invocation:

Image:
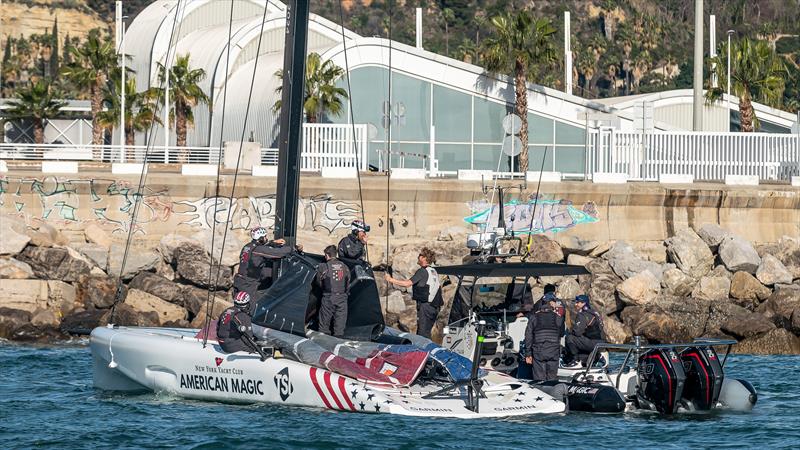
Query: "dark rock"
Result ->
[[720, 310, 776, 339], [163, 319, 192, 328], [665, 228, 714, 279], [719, 235, 761, 274], [175, 242, 232, 289], [182, 285, 231, 317], [0, 308, 32, 339], [757, 289, 800, 333], [734, 329, 800, 355], [60, 309, 107, 335], [620, 296, 710, 343], [101, 304, 160, 328], [526, 234, 564, 263], [129, 272, 184, 305], [76, 275, 126, 309], [18, 246, 91, 282]]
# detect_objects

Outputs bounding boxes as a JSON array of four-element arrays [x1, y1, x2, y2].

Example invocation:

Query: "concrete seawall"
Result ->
[[2, 169, 799, 248]]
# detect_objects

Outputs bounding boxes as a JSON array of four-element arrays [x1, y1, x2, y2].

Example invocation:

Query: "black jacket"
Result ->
[[316, 257, 350, 296], [217, 306, 255, 352], [247, 242, 293, 281], [524, 306, 564, 360], [571, 307, 604, 341], [337, 233, 365, 262]]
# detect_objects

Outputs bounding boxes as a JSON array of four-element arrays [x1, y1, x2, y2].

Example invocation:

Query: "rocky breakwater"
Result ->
[[0, 217, 236, 342]]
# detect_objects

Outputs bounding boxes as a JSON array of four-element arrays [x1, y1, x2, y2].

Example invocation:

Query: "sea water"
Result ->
[[1, 341, 798, 449]]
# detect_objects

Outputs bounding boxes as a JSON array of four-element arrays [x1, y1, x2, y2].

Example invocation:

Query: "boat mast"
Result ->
[[274, 0, 310, 246]]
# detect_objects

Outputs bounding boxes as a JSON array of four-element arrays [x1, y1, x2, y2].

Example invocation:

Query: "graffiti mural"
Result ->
[[465, 198, 599, 234], [0, 176, 359, 236]]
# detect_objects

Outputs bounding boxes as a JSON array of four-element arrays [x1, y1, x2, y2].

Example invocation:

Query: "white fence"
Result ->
[[590, 130, 800, 181], [300, 123, 368, 171]]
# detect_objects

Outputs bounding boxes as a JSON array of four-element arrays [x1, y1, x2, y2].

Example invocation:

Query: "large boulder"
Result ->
[[158, 233, 197, 264], [124, 289, 188, 325], [617, 270, 661, 306], [27, 222, 69, 247], [733, 329, 800, 355], [695, 223, 730, 251], [757, 288, 800, 334], [192, 229, 247, 267], [384, 291, 408, 315], [603, 315, 632, 344], [0, 257, 34, 279], [708, 265, 733, 279], [772, 236, 800, 280], [691, 276, 731, 302], [47, 280, 79, 315], [72, 243, 109, 271], [718, 235, 761, 274], [101, 303, 160, 328], [665, 228, 714, 279], [556, 278, 581, 302], [661, 268, 695, 297], [526, 234, 564, 263], [583, 260, 624, 315], [128, 272, 184, 305], [0, 225, 31, 256], [560, 236, 599, 256], [17, 246, 91, 282], [175, 242, 233, 290], [76, 275, 125, 309], [31, 309, 61, 329], [604, 241, 663, 280], [567, 254, 594, 267], [720, 310, 776, 339], [182, 285, 232, 317], [729, 271, 771, 308], [631, 241, 668, 264], [83, 223, 113, 248], [0, 279, 50, 313], [60, 309, 108, 335], [190, 297, 234, 328], [621, 296, 710, 343], [756, 254, 793, 286], [107, 245, 160, 280], [0, 308, 32, 339]]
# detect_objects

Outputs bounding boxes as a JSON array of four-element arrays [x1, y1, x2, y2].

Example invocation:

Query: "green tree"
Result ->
[[706, 38, 788, 132], [480, 11, 557, 172], [156, 54, 209, 154], [6, 79, 66, 144], [49, 18, 59, 80], [60, 29, 117, 151], [272, 52, 348, 123], [98, 67, 160, 147], [441, 8, 455, 56]]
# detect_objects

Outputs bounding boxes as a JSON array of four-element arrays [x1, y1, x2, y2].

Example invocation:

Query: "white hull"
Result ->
[[90, 326, 566, 418]]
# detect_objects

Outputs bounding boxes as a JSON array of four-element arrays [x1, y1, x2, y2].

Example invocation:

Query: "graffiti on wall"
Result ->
[[464, 198, 599, 234], [0, 176, 359, 235]]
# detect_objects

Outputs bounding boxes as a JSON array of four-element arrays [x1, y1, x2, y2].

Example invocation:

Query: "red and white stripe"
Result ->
[[309, 367, 356, 411]]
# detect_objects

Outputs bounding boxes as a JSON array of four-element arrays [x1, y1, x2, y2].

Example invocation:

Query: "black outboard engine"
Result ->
[[636, 348, 686, 414], [679, 346, 724, 410]]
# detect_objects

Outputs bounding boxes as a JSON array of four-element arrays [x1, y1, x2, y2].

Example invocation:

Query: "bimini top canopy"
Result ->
[[435, 262, 590, 278]]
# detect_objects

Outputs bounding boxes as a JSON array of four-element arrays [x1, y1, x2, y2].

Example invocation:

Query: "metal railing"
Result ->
[[300, 123, 368, 171], [589, 130, 800, 182]]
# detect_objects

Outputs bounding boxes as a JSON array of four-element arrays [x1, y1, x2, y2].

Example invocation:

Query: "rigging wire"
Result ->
[[201, 0, 236, 346], [200, 3, 270, 348], [384, 0, 393, 311], [336, 0, 368, 262], [522, 145, 551, 261], [110, 0, 185, 323]]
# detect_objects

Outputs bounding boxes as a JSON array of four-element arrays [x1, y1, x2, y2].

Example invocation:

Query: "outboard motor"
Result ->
[[636, 348, 686, 414], [679, 346, 724, 410]]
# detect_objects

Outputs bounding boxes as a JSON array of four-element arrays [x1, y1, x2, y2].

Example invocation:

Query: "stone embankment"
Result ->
[[2, 217, 800, 354]]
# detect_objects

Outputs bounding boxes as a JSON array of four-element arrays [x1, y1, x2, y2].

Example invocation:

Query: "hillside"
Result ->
[[1, 0, 109, 46]]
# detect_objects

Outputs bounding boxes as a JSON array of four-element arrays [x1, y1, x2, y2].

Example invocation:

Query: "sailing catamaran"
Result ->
[[89, 0, 566, 418]]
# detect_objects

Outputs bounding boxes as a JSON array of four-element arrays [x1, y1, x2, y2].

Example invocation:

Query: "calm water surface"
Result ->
[[1, 341, 798, 449]]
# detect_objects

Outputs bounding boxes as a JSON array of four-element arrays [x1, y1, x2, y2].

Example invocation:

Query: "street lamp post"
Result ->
[[727, 30, 734, 130]]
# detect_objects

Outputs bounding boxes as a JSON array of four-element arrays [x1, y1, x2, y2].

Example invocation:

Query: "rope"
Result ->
[[201, 0, 236, 347], [522, 145, 551, 260], [200, 3, 269, 348], [384, 0, 393, 312], [336, 0, 368, 262], [110, 0, 185, 323]]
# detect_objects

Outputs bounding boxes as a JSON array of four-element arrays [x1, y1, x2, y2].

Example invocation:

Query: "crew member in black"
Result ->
[[217, 291, 259, 354], [524, 295, 565, 382], [563, 294, 606, 367], [384, 247, 443, 339], [232, 227, 284, 302], [316, 245, 350, 337], [338, 219, 369, 264]]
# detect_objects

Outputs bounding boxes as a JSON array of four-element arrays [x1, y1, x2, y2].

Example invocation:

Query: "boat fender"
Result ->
[[717, 378, 757, 411]]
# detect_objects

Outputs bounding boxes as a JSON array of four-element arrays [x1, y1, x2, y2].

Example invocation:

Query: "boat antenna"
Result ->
[[336, 0, 368, 260], [521, 145, 550, 261], [109, 0, 185, 323], [199, 0, 235, 344], [201, 2, 270, 348]]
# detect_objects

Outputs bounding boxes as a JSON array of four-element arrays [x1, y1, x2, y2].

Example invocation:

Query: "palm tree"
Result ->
[[98, 67, 161, 148], [60, 29, 117, 152], [5, 79, 66, 144], [480, 11, 557, 172], [155, 54, 209, 155], [441, 8, 455, 56], [272, 52, 348, 123], [706, 38, 788, 132]]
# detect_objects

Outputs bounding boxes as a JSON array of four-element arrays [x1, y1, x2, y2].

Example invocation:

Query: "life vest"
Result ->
[[236, 241, 259, 278]]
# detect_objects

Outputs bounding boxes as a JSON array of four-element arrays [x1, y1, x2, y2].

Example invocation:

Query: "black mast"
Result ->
[[274, 0, 310, 246]]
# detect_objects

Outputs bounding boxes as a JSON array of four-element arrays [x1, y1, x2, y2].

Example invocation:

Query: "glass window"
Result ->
[[433, 85, 471, 142], [473, 97, 510, 142], [390, 73, 430, 141], [343, 66, 389, 141], [528, 145, 555, 172], [555, 121, 586, 145], [528, 113, 554, 145], [473, 144, 503, 170], [554, 146, 586, 174], [387, 142, 429, 169], [435, 143, 471, 171]]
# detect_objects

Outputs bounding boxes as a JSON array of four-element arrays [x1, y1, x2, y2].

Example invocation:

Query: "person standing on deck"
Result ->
[[384, 247, 443, 339], [316, 245, 350, 338]]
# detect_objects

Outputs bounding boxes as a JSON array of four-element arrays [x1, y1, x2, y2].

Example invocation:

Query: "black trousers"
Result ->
[[319, 293, 348, 338], [220, 338, 253, 354], [416, 302, 439, 339], [531, 358, 559, 382], [565, 335, 602, 363]]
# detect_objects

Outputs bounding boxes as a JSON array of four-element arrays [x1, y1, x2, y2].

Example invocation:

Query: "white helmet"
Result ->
[[234, 291, 251, 307], [250, 227, 268, 240], [351, 219, 370, 233]]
